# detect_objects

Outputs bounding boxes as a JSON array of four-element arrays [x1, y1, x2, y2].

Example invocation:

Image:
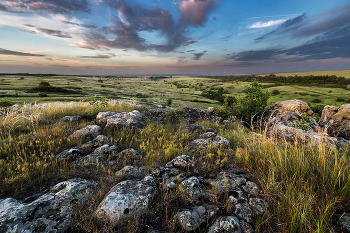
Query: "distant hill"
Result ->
[[268, 70, 350, 79]]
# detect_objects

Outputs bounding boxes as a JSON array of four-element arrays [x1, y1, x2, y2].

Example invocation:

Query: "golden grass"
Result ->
[[271, 70, 350, 79]]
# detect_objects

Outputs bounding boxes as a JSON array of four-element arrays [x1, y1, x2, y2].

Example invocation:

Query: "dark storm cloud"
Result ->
[[76, 0, 216, 53], [79, 53, 116, 59], [0, 48, 45, 56], [37, 28, 72, 38], [255, 13, 307, 41], [62, 21, 97, 29], [193, 52, 205, 60], [0, 0, 90, 14]]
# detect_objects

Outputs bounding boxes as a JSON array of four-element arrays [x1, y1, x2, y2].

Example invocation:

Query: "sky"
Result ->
[[0, 0, 350, 75]]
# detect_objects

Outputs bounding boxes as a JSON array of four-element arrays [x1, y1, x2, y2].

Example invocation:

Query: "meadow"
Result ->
[[0, 71, 350, 232]]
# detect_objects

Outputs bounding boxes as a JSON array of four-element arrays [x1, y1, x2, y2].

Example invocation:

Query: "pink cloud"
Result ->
[[6, 1, 25, 7], [179, 0, 216, 26], [28, 2, 54, 10]]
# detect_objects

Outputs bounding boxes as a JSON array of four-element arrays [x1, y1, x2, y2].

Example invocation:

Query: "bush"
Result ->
[[201, 87, 230, 103], [39, 81, 51, 87], [234, 79, 270, 122], [271, 90, 280, 95], [39, 93, 48, 97], [310, 104, 326, 115], [166, 98, 172, 107], [0, 99, 13, 107], [135, 93, 147, 98], [311, 98, 322, 103], [336, 97, 345, 102]]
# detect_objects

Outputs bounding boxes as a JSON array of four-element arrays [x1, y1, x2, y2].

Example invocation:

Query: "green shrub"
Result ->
[[201, 87, 230, 103], [39, 81, 51, 87], [234, 79, 270, 122], [0, 99, 13, 107], [271, 89, 280, 95], [12, 91, 20, 97], [336, 97, 345, 102], [311, 98, 322, 103], [166, 98, 172, 107], [310, 104, 326, 115], [135, 93, 147, 98], [39, 93, 48, 97]]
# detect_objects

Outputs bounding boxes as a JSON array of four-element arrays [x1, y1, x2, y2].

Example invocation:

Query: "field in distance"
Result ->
[[1, 72, 350, 113], [268, 69, 350, 79]]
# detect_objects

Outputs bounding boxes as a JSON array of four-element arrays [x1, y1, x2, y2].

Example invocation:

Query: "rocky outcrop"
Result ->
[[61, 115, 81, 123], [208, 216, 242, 233], [177, 205, 218, 231], [264, 100, 316, 127], [186, 124, 204, 133], [115, 166, 148, 179], [68, 125, 102, 140], [320, 104, 350, 138], [0, 178, 96, 233], [95, 175, 156, 226], [189, 132, 230, 151], [96, 110, 144, 130]]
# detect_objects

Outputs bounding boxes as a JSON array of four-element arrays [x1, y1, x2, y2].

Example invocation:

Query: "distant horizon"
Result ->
[[1, 0, 350, 75]]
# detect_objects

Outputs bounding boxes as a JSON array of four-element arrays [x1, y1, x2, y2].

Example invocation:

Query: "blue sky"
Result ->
[[0, 0, 349, 75]]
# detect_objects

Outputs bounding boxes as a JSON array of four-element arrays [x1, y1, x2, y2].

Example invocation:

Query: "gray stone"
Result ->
[[62, 115, 81, 123], [68, 125, 102, 140], [0, 178, 96, 233], [249, 198, 268, 215], [339, 213, 350, 232], [211, 171, 247, 194], [98, 110, 144, 130], [208, 216, 241, 233], [228, 189, 248, 205], [207, 107, 215, 114], [234, 203, 253, 223], [55, 147, 83, 162], [115, 166, 148, 179], [242, 181, 260, 197], [95, 175, 156, 226], [240, 220, 254, 233], [81, 135, 109, 153], [177, 204, 218, 231], [180, 176, 207, 201], [73, 152, 109, 166], [190, 132, 230, 151], [165, 155, 194, 170], [117, 148, 141, 160]]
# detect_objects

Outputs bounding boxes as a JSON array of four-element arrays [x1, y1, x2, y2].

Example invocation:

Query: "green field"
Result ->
[[271, 69, 350, 79], [1, 73, 350, 113]]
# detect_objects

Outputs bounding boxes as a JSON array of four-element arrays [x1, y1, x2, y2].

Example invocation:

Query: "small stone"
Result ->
[[177, 205, 218, 231], [117, 148, 141, 160], [68, 125, 102, 140], [249, 198, 268, 215], [186, 124, 204, 133], [180, 176, 207, 201], [115, 166, 148, 179], [62, 115, 81, 123], [207, 107, 215, 114], [234, 203, 253, 223], [243, 181, 260, 197], [165, 155, 194, 170], [208, 216, 241, 233], [55, 147, 83, 162]]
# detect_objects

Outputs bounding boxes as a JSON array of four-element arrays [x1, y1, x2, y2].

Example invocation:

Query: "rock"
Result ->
[[97, 110, 144, 130], [208, 216, 241, 233], [73, 152, 109, 166], [165, 155, 194, 170], [95, 175, 156, 226], [186, 124, 204, 133], [243, 181, 260, 196], [234, 203, 253, 223], [180, 177, 207, 201], [117, 148, 141, 160], [320, 104, 350, 138], [270, 124, 339, 146], [240, 220, 254, 233], [249, 198, 268, 215], [339, 213, 350, 232], [61, 115, 81, 123], [177, 204, 218, 231], [94, 144, 119, 155], [228, 189, 248, 205], [211, 170, 247, 194], [81, 135, 109, 153], [190, 132, 230, 151], [0, 178, 96, 233], [55, 146, 83, 162], [207, 107, 215, 114], [68, 125, 102, 140], [115, 166, 148, 179]]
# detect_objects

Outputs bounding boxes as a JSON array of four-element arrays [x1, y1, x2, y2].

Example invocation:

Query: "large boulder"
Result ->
[[97, 110, 144, 130], [207, 216, 241, 233], [177, 205, 218, 231], [95, 175, 156, 226], [320, 104, 350, 138], [0, 178, 96, 233], [264, 100, 316, 127], [68, 125, 102, 140]]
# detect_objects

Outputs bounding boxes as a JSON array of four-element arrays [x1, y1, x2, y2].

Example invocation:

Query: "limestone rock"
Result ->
[[208, 216, 241, 233], [180, 176, 207, 201], [234, 203, 253, 223], [190, 132, 230, 151], [177, 205, 218, 231], [95, 175, 156, 226], [117, 148, 141, 160], [115, 166, 148, 179], [61, 115, 81, 123], [68, 125, 102, 140], [0, 178, 96, 233], [339, 213, 350, 232], [211, 170, 247, 194], [165, 155, 194, 170], [207, 107, 215, 114], [249, 198, 268, 215], [81, 135, 109, 153], [55, 146, 83, 162], [320, 104, 350, 138], [97, 110, 144, 130]]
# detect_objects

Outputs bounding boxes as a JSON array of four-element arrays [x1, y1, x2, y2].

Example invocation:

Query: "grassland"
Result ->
[[0, 72, 350, 232], [271, 69, 350, 79]]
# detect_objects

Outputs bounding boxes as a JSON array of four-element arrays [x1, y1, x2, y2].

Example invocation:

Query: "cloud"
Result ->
[[0, 48, 45, 56], [177, 56, 187, 64], [79, 53, 116, 59], [179, 0, 217, 26], [183, 39, 199, 47], [0, 0, 91, 14], [255, 13, 307, 41], [249, 19, 287, 29], [193, 52, 205, 60], [230, 49, 279, 61], [37, 28, 72, 38], [62, 21, 97, 29], [17, 28, 37, 34]]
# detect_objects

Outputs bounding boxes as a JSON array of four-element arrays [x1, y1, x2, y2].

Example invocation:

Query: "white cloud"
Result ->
[[249, 19, 287, 29]]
